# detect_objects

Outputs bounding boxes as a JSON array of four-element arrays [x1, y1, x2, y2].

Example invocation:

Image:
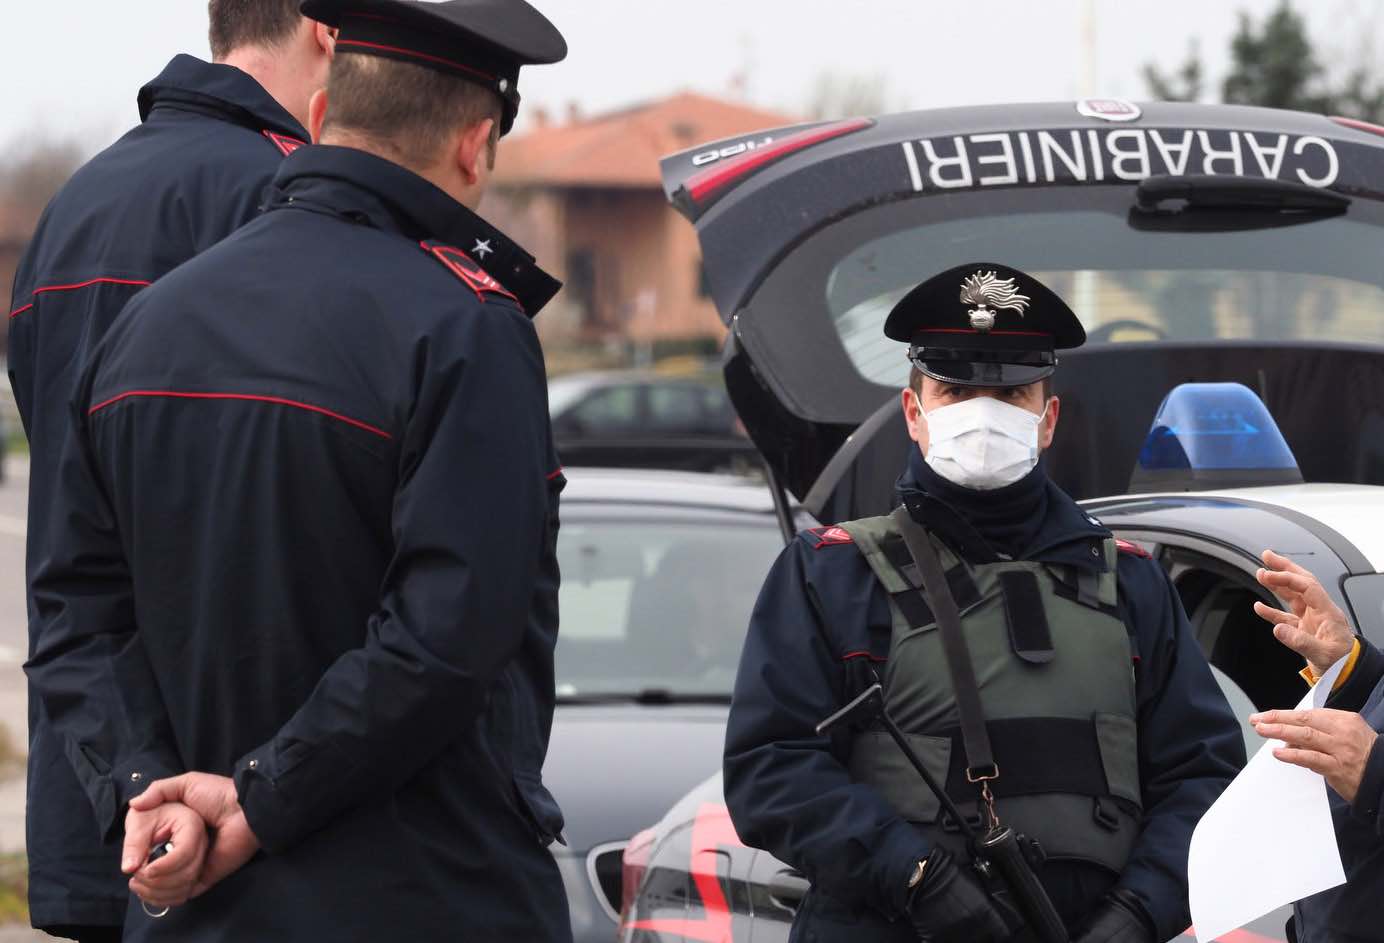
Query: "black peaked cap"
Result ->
[[884, 262, 1086, 388], [302, 0, 567, 135]]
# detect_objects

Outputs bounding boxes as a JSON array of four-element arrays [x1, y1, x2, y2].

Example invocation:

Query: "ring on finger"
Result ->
[[142, 900, 171, 919]]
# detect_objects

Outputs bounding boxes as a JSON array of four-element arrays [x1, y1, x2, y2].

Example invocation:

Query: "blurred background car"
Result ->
[[544, 466, 813, 943], [549, 370, 759, 476]]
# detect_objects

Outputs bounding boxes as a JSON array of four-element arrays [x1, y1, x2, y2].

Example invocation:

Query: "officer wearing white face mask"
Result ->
[[724, 263, 1244, 943]]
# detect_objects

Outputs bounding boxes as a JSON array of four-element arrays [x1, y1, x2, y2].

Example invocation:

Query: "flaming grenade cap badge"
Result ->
[[960, 271, 1031, 333]]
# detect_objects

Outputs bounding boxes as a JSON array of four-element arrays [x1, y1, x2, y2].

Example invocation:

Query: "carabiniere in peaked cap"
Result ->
[[301, 0, 568, 135], [884, 262, 1087, 389]]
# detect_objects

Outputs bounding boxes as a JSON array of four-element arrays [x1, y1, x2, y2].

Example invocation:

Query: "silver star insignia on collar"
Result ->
[[472, 239, 494, 260]]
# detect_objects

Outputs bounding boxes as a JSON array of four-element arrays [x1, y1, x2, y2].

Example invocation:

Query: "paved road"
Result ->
[[0, 457, 44, 940], [0, 457, 30, 853]]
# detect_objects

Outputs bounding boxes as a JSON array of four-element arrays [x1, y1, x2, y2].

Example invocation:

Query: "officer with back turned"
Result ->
[[724, 263, 1246, 942], [6, 5, 329, 939], [25, 1, 571, 939]]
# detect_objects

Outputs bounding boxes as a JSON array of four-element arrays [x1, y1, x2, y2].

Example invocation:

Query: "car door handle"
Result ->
[[768, 869, 809, 911]]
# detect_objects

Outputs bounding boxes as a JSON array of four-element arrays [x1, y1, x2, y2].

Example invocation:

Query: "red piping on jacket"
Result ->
[[88, 390, 393, 441], [9, 277, 154, 319], [841, 650, 887, 663], [546, 468, 565, 481]]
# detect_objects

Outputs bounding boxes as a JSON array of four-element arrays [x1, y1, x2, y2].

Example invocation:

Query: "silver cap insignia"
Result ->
[[959, 271, 1031, 333]]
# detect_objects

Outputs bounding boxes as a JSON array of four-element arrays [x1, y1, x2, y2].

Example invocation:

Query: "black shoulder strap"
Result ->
[[890, 506, 998, 783]]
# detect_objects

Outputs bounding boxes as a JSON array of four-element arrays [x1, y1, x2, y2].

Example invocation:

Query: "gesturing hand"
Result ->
[[127, 773, 262, 897], [122, 801, 209, 909], [1251, 708, 1380, 803], [1254, 549, 1355, 678]]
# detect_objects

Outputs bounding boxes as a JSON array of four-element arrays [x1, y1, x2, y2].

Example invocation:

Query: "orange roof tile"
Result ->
[[494, 91, 796, 189]]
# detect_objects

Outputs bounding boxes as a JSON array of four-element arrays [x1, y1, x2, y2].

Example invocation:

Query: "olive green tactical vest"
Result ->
[[841, 513, 1142, 874]]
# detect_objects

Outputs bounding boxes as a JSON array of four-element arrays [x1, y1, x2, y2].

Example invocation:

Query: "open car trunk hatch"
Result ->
[[661, 101, 1384, 518]]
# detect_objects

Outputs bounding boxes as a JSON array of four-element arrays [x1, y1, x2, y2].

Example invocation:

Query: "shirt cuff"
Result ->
[[94, 750, 182, 843], [875, 820, 933, 918], [234, 744, 299, 855], [1300, 638, 1361, 691], [1350, 734, 1384, 831]]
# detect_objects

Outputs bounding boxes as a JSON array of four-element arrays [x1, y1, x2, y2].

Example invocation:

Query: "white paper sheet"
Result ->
[[1188, 654, 1350, 943]]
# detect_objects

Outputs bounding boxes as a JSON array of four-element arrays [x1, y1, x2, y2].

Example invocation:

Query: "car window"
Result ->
[[824, 207, 1384, 389], [567, 385, 641, 435], [547, 377, 599, 417], [1344, 573, 1384, 648], [1210, 665, 1261, 766], [1160, 545, 1306, 711], [647, 384, 707, 434], [554, 520, 783, 697]]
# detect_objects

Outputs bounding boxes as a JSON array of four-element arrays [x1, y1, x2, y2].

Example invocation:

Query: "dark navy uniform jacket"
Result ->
[[1295, 638, 1384, 942], [725, 451, 1244, 941], [25, 145, 570, 942], [5, 55, 305, 931]]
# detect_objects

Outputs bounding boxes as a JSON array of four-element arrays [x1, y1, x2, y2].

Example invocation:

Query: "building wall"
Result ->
[[485, 184, 727, 349]]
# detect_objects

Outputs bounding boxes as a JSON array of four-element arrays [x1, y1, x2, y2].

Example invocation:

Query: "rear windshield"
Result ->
[[826, 205, 1384, 389], [743, 186, 1384, 423]]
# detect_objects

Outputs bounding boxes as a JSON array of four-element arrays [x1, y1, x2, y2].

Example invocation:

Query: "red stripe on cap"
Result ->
[[88, 390, 393, 441], [917, 328, 1052, 337], [9, 277, 153, 318], [341, 12, 398, 23], [336, 39, 495, 82]]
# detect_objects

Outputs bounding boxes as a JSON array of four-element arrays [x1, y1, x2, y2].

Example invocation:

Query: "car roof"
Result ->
[[549, 369, 717, 387], [562, 466, 783, 515], [1113, 483, 1384, 572]]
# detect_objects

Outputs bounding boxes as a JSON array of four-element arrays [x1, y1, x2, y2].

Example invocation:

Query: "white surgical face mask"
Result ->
[[923, 395, 1048, 491]]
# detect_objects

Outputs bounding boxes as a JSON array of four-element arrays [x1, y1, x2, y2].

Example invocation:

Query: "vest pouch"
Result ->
[[1094, 712, 1142, 808], [990, 794, 1140, 874], [848, 730, 951, 824]]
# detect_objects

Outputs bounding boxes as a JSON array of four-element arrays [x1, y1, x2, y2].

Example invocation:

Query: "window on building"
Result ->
[[567, 249, 598, 326]]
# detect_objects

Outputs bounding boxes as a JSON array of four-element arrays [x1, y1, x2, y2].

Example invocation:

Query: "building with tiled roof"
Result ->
[[482, 92, 795, 350]]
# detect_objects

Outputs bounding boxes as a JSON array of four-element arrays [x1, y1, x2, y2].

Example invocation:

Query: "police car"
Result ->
[[545, 467, 811, 943], [616, 386, 1384, 943], [612, 100, 1384, 942]]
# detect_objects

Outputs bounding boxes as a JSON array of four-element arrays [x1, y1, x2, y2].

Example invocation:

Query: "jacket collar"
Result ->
[[896, 447, 1112, 570], [138, 54, 307, 140], [269, 145, 560, 313]]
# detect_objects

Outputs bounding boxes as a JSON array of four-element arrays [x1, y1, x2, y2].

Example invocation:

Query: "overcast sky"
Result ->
[[5, 0, 1382, 155]]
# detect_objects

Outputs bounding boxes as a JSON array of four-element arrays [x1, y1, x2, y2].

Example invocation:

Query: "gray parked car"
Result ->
[[545, 467, 812, 942]]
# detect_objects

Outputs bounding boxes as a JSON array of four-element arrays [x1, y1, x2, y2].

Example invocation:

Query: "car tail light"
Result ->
[[682, 117, 875, 207], [618, 827, 658, 927], [1331, 115, 1384, 137]]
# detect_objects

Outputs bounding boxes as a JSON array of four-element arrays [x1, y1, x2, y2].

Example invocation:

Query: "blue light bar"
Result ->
[[1131, 383, 1302, 491]]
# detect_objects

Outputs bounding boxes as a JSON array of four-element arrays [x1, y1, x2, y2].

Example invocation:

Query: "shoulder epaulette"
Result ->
[[1115, 538, 1152, 559], [262, 131, 307, 157], [802, 526, 854, 549], [421, 241, 521, 307]]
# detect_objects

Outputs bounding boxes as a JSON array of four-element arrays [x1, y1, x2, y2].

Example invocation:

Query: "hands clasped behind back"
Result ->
[[122, 772, 263, 909]]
